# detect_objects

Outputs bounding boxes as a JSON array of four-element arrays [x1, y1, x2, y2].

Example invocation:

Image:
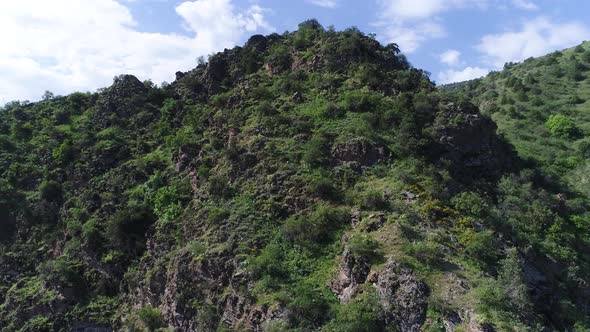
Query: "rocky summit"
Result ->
[[1, 20, 589, 331]]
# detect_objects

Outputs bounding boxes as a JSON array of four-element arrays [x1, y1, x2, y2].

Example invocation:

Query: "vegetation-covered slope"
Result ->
[[443, 41, 590, 197], [1, 21, 589, 331]]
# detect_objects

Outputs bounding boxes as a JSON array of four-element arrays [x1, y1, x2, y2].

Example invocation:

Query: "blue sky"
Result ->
[[1, 0, 589, 104]]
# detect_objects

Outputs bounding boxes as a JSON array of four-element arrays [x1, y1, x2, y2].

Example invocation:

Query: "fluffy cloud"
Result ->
[[305, 0, 338, 8], [438, 66, 489, 84], [374, 0, 486, 53], [511, 0, 538, 10], [440, 49, 462, 66], [477, 17, 590, 67], [0, 0, 271, 104]]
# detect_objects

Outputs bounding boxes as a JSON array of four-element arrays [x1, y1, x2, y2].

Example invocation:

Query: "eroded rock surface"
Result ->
[[329, 236, 371, 303], [372, 259, 429, 332]]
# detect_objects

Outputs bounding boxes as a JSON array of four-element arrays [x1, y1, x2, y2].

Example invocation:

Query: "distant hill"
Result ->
[[442, 41, 590, 197]]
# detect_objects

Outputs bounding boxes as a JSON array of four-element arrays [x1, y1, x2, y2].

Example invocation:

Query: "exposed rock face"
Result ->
[[331, 138, 389, 170], [127, 227, 288, 331], [433, 101, 514, 180], [372, 259, 429, 332], [329, 236, 371, 303]]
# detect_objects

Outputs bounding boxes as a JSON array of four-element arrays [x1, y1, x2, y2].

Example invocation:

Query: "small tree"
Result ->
[[545, 114, 579, 138]]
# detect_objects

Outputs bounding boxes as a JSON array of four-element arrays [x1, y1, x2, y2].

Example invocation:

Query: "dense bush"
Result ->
[[39, 180, 62, 202], [138, 306, 164, 331], [545, 114, 579, 138], [282, 205, 348, 247]]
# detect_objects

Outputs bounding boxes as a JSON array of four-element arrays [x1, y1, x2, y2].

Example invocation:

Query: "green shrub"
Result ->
[[464, 230, 498, 266], [39, 180, 62, 202], [405, 240, 444, 266], [152, 186, 182, 222], [207, 206, 230, 223], [23, 316, 52, 331], [308, 173, 339, 200], [321, 102, 345, 118], [266, 44, 292, 72], [347, 234, 383, 263], [208, 176, 230, 197], [325, 290, 383, 332], [282, 205, 348, 246], [545, 114, 578, 138], [137, 306, 164, 331], [302, 132, 331, 167], [359, 190, 388, 210], [82, 218, 101, 248], [287, 282, 331, 328], [451, 192, 488, 217], [52, 139, 74, 164]]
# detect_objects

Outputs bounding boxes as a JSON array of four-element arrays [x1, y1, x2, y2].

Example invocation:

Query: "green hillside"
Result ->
[[1, 21, 589, 331], [443, 41, 590, 197]]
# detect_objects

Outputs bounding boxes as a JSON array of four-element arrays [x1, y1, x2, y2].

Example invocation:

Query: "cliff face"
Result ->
[[1, 20, 589, 332]]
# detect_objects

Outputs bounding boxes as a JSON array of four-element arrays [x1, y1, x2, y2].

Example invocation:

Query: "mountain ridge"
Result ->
[[0, 20, 589, 331]]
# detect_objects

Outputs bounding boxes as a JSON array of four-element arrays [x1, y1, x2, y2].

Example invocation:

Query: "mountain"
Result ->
[[0, 20, 589, 331]]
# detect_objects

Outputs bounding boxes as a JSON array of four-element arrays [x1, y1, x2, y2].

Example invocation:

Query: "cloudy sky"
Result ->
[[1, 0, 589, 104]]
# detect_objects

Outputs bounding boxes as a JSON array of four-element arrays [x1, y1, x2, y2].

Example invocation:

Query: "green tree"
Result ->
[[545, 114, 579, 138]]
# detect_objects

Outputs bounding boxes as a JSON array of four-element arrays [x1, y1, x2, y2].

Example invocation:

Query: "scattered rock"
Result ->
[[372, 259, 429, 332], [401, 190, 419, 202]]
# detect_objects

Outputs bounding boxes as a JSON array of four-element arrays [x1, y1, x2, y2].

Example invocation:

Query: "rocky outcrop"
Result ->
[[94, 74, 148, 128], [432, 101, 514, 180], [371, 259, 429, 332], [331, 138, 389, 171], [329, 235, 371, 303]]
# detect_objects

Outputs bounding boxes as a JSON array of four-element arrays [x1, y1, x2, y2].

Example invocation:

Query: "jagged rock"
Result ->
[[364, 213, 386, 232], [371, 259, 429, 332], [442, 311, 462, 332], [221, 292, 286, 331], [331, 138, 389, 170], [329, 235, 371, 303], [350, 208, 361, 228], [433, 101, 514, 180]]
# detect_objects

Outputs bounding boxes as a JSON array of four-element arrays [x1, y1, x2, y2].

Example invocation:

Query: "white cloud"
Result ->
[[440, 49, 461, 66], [374, 0, 487, 53], [438, 66, 489, 84], [511, 0, 538, 10], [0, 0, 272, 104], [477, 17, 590, 67], [305, 0, 338, 8]]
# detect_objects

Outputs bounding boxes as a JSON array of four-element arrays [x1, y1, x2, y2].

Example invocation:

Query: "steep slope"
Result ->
[[442, 41, 590, 196], [0, 21, 589, 331]]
